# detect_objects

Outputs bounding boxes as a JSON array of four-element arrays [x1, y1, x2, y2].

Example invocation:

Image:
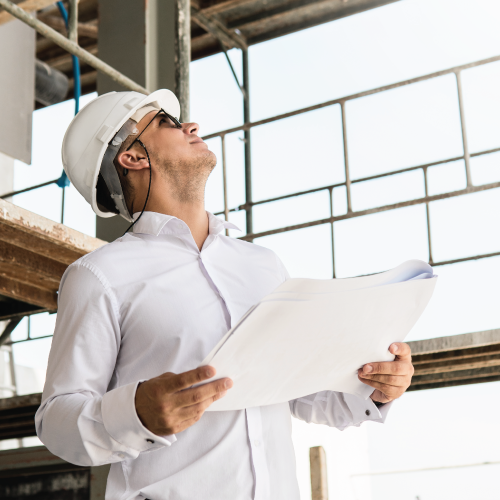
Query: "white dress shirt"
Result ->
[[36, 211, 390, 500]]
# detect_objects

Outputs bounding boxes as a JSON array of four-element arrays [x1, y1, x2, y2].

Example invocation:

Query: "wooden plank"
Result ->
[[0, 199, 105, 260], [411, 365, 500, 387], [310, 446, 328, 500], [0, 0, 56, 25], [0, 393, 41, 411], [408, 329, 500, 355], [0, 261, 60, 290], [39, 14, 99, 38], [408, 375, 500, 392], [0, 240, 67, 284], [0, 276, 57, 310], [414, 357, 500, 376], [0, 223, 85, 265], [412, 344, 500, 365]]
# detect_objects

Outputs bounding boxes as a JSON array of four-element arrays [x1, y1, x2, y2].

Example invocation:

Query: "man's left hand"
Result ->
[[358, 342, 414, 404]]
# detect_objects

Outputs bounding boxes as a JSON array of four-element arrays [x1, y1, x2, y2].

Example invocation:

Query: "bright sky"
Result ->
[[8, 0, 500, 497]]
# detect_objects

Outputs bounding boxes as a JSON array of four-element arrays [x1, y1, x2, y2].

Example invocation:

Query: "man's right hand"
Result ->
[[135, 366, 232, 436]]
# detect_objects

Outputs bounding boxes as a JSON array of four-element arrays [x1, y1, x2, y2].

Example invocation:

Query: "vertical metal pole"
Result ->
[[340, 101, 352, 213], [310, 446, 329, 500], [68, 0, 79, 44], [423, 167, 434, 265], [329, 188, 336, 279], [60, 186, 65, 224], [175, 0, 191, 122], [221, 135, 230, 236], [242, 48, 253, 237], [455, 71, 472, 187]]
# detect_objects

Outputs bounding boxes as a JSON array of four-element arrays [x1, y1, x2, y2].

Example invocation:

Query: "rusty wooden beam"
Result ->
[[0, 240, 67, 284], [39, 14, 98, 38], [0, 276, 57, 310], [0, 0, 56, 25], [0, 261, 60, 291], [0, 200, 104, 313], [0, 393, 41, 440], [0, 199, 105, 259], [408, 329, 500, 391]]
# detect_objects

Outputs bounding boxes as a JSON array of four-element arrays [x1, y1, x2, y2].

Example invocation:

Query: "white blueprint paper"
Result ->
[[202, 260, 437, 411]]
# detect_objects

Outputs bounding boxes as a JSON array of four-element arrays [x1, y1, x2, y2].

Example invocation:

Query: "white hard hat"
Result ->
[[62, 89, 180, 220]]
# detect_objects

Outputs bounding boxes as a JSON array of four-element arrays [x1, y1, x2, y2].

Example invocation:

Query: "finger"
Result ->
[[370, 389, 392, 404], [177, 389, 228, 420], [168, 366, 217, 393], [390, 342, 412, 361], [169, 415, 202, 435], [361, 360, 412, 376], [358, 372, 408, 387], [175, 378, 233, 408], [358, 376, 404, 399]]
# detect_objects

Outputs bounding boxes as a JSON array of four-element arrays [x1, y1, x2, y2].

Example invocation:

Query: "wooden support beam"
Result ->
[[0, 200, 104, 313], [191, 4, 247, 50], [0, 0, 56, 25], [0, 260, 61, 290], [0, 199, 105, 261], [0, 393, 41, 440], [408, 329, 500, 391], [0, 276, 57, 310], [0, 240, 67, 285], [310, 446, 328, 500], [39, 14, 98, 38]]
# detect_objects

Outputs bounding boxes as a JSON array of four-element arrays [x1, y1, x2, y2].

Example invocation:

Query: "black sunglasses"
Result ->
[[126, 108, 182, 152]]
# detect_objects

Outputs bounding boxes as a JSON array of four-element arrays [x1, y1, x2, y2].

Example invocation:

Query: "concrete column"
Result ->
[[0, 152, 14, 201], [0, 19, 35, 165], [96, 0, 190, 241]]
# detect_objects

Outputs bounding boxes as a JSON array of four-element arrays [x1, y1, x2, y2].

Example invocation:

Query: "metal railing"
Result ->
[[205, 53, 500, 276]]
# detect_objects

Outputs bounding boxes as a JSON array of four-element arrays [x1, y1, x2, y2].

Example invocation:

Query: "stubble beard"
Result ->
[[156, 149, 217, 204]]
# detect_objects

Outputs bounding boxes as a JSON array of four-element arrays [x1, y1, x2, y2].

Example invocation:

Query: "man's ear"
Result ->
[[116, 148, 149, 173]]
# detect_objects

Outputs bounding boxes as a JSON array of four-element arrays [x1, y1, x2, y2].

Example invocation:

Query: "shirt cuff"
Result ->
[[101, 380, 177, 453], [343, 392, 394, 424]]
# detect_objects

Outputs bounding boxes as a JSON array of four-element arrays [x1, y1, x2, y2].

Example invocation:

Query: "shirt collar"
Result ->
[[132, 211, 240, 237]]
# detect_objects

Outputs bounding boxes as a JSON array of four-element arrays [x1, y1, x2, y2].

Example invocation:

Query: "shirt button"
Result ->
[[253, 440, 260, 447], [118, 453, 125, 459], [365, 410, 371, 416], [146, 439, 155, 444]]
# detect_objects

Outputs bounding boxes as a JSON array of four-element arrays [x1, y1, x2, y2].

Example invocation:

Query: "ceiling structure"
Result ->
[[22, 0, 401, 101]]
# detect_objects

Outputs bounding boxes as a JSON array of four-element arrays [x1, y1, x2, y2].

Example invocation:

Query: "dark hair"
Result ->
[[95, 173, 119, 214]]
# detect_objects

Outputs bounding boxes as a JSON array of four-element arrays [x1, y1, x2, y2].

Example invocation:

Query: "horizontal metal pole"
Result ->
[[432, 250, 500, 268], [0, 178, 58, 199], [213, 145, 500, 216], [0, 0, 148, 95], [202, 53, 500, 141], [240, 181, 500, 241], [5, 334, 54, 346], [352, 460, 500, 478]]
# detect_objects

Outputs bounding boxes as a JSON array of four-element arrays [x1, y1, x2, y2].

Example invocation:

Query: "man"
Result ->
[[36, 89, 414, 500]]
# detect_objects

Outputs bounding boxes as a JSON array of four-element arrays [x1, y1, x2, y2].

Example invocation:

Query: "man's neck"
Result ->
[[147, 198, 209, 251]]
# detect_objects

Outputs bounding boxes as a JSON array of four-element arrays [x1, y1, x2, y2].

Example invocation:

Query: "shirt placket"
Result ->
[[246, 407, 271, 500], [199, 247, 271, 500]]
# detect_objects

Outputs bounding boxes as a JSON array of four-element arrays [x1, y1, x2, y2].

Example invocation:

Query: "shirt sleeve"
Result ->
[[289, 391, 393, 430], [35, 261, 175, 467]]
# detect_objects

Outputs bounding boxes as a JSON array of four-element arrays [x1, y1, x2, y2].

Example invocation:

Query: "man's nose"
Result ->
[[182, 122, 200, 135]]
